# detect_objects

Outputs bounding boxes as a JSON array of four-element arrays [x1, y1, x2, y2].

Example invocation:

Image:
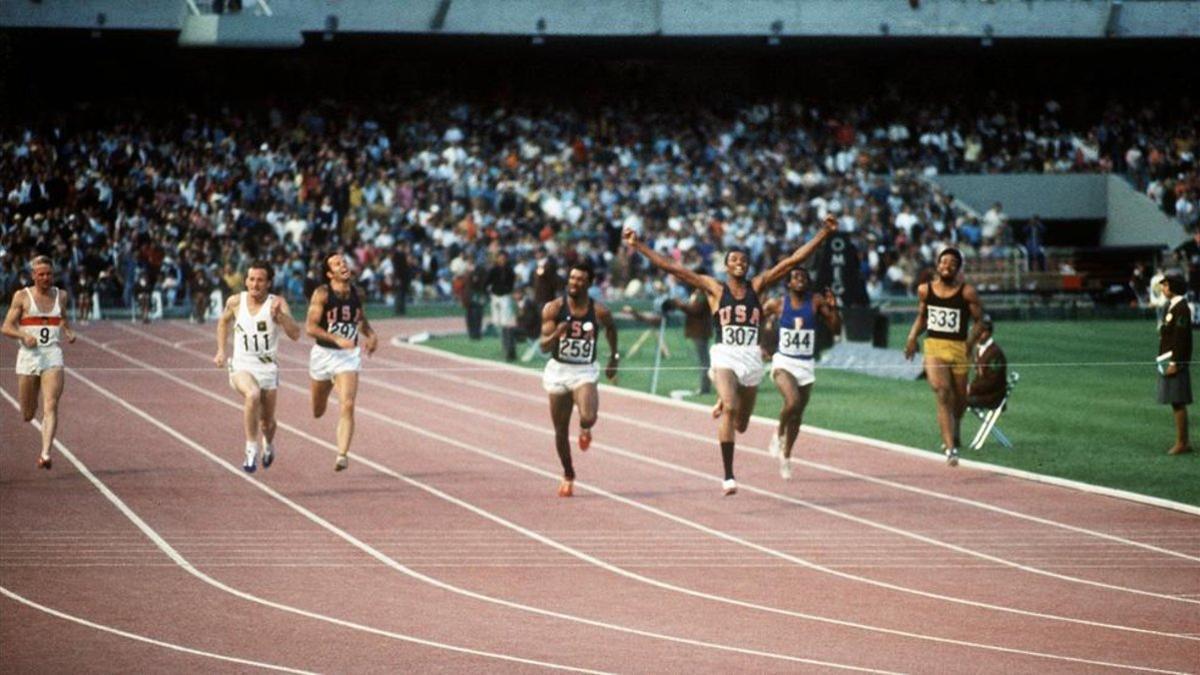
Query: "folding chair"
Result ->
[[969, 371, 1019, 451]]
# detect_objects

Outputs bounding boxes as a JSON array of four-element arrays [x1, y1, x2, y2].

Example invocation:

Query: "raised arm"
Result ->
[[754, 214, 837, 293], [816, 288, 842, 334], [539, 298, 568, 353], [623, 229, 721, 298], [596, 303, 620, 381], [1, 292, 35, 348], [213, 294, 240, 367]]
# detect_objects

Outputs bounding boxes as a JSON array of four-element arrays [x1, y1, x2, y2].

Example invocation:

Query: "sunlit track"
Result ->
[[0, 390, 619, 674], [59, 343, 916, 674], [0, 585, 316, 674], [77, 326, 1200, 671], [394, 337, 1200, 556], [181, 322, 1200, 616]]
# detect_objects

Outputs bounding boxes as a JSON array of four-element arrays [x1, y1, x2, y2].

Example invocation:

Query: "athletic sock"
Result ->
[[720, 441, 735, 480]]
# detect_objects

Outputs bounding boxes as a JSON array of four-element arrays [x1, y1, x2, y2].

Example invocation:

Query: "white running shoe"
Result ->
[[779, 456, 792, 480], [722, 479, 738, 496], [334, 454, 349, 472], [242, 445, 257, 473], [767, 433, 782, 458], [945, 446, 959, 467]]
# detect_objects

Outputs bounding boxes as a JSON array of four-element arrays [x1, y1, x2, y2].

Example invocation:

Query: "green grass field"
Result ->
[[428, 318, 1200, 507]]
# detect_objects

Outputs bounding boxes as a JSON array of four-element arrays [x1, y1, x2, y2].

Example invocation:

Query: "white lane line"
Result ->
[[391, 338, 1200, 557], [68, 343, 902, 674], [0, 388, 608, 675], [92, 333, 1198, 672], [0, 585, 316, 674]]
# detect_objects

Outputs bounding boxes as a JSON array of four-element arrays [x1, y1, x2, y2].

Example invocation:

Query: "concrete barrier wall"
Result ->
[[932, 174, 1108, 221], [1104, 175, 1184, 247]]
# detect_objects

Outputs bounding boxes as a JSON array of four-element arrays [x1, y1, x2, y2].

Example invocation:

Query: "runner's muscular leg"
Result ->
[[925, 357, 956, 450], [18, 374, 40, 422], [310, 378, 334, 418], [573, 382, 598, 430], [735, 385, 758, 434], [231, 372, 263, 444], [333, 371, 358, 458], [712, 369, 741, 443], [549, 391, 575, 478], [260, 388, 278, 444], [38, 368, 64, 459]]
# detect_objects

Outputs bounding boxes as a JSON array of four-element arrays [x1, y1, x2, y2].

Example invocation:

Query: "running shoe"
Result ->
[[261, 443, 275, 469], [334, 454, 349, 472], [242, 446, 257, 473], [579, 429, 591, 452], [557, 478, 574, 497], [767, 433, 782, 458], [779, 456, 792, 480], [722, 478, 738, 496], [36, 455, 51, 470], [945, 446, 959, 467]]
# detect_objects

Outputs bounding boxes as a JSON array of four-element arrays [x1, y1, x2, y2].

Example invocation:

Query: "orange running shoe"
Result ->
[[557, 478, 574, 497], [579, 429, 592, 452]]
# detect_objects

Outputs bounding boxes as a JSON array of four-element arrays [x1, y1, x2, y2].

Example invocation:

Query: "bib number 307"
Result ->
[[721, 325, 758, 347]]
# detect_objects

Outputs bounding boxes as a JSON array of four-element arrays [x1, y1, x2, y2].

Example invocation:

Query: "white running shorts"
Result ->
[[542, 358, 599, 394], [15, 346, 64, 377], [229, 360, 280, 391], [309, 345, 362, 381], [709, 343, 764, 388], [770, 352, 816, 387]]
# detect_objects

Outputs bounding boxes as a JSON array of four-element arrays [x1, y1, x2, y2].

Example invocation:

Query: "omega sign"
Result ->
[[817, 232, 868, 307]]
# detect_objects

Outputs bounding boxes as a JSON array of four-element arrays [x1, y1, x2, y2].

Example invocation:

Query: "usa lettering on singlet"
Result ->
[[19, 288, 63, 348], [317, 285, 362, 349], [777, 293, 816, 359], [552, 297, 598, 365], [713, 283, 762, 348], [924, 281, 970, 341], [232, 292, 278, 365]]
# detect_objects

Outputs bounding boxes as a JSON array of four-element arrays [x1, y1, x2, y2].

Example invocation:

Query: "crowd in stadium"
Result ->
[[1, 91, 1196, 314]]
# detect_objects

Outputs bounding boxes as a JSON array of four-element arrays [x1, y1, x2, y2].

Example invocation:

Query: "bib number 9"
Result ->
[[39, 327, 51, 344]]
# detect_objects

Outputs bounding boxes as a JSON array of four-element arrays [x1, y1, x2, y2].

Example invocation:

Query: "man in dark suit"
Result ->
[[967, 314, 1007, 410], [1158, 274, 1193, 455]]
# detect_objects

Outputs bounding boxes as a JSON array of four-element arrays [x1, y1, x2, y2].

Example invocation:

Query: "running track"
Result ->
[[2, 319, 1198, 673]]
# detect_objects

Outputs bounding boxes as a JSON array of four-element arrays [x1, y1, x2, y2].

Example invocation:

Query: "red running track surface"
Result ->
[[2, 319, 1198, 673]]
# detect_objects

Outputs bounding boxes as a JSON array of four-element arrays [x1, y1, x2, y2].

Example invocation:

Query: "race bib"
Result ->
[[557, 337, 594, 364], [779, 328, 814, 357], [926, 306, 961, 333], [27, 324, 60, 347], [328, 321, 359, 343], [721, 325, 759, 347]]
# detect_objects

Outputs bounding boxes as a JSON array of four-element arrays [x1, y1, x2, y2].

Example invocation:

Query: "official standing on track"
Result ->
[[1157, 273, 1193, 456], [3, 255, 76, 470], [540, 261, 619, 497], [214, 260, 301, 473], [306, 252, 378, 471]]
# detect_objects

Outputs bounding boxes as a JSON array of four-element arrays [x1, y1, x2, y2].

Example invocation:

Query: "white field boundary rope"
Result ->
[[95, 329, 1200, 669]]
